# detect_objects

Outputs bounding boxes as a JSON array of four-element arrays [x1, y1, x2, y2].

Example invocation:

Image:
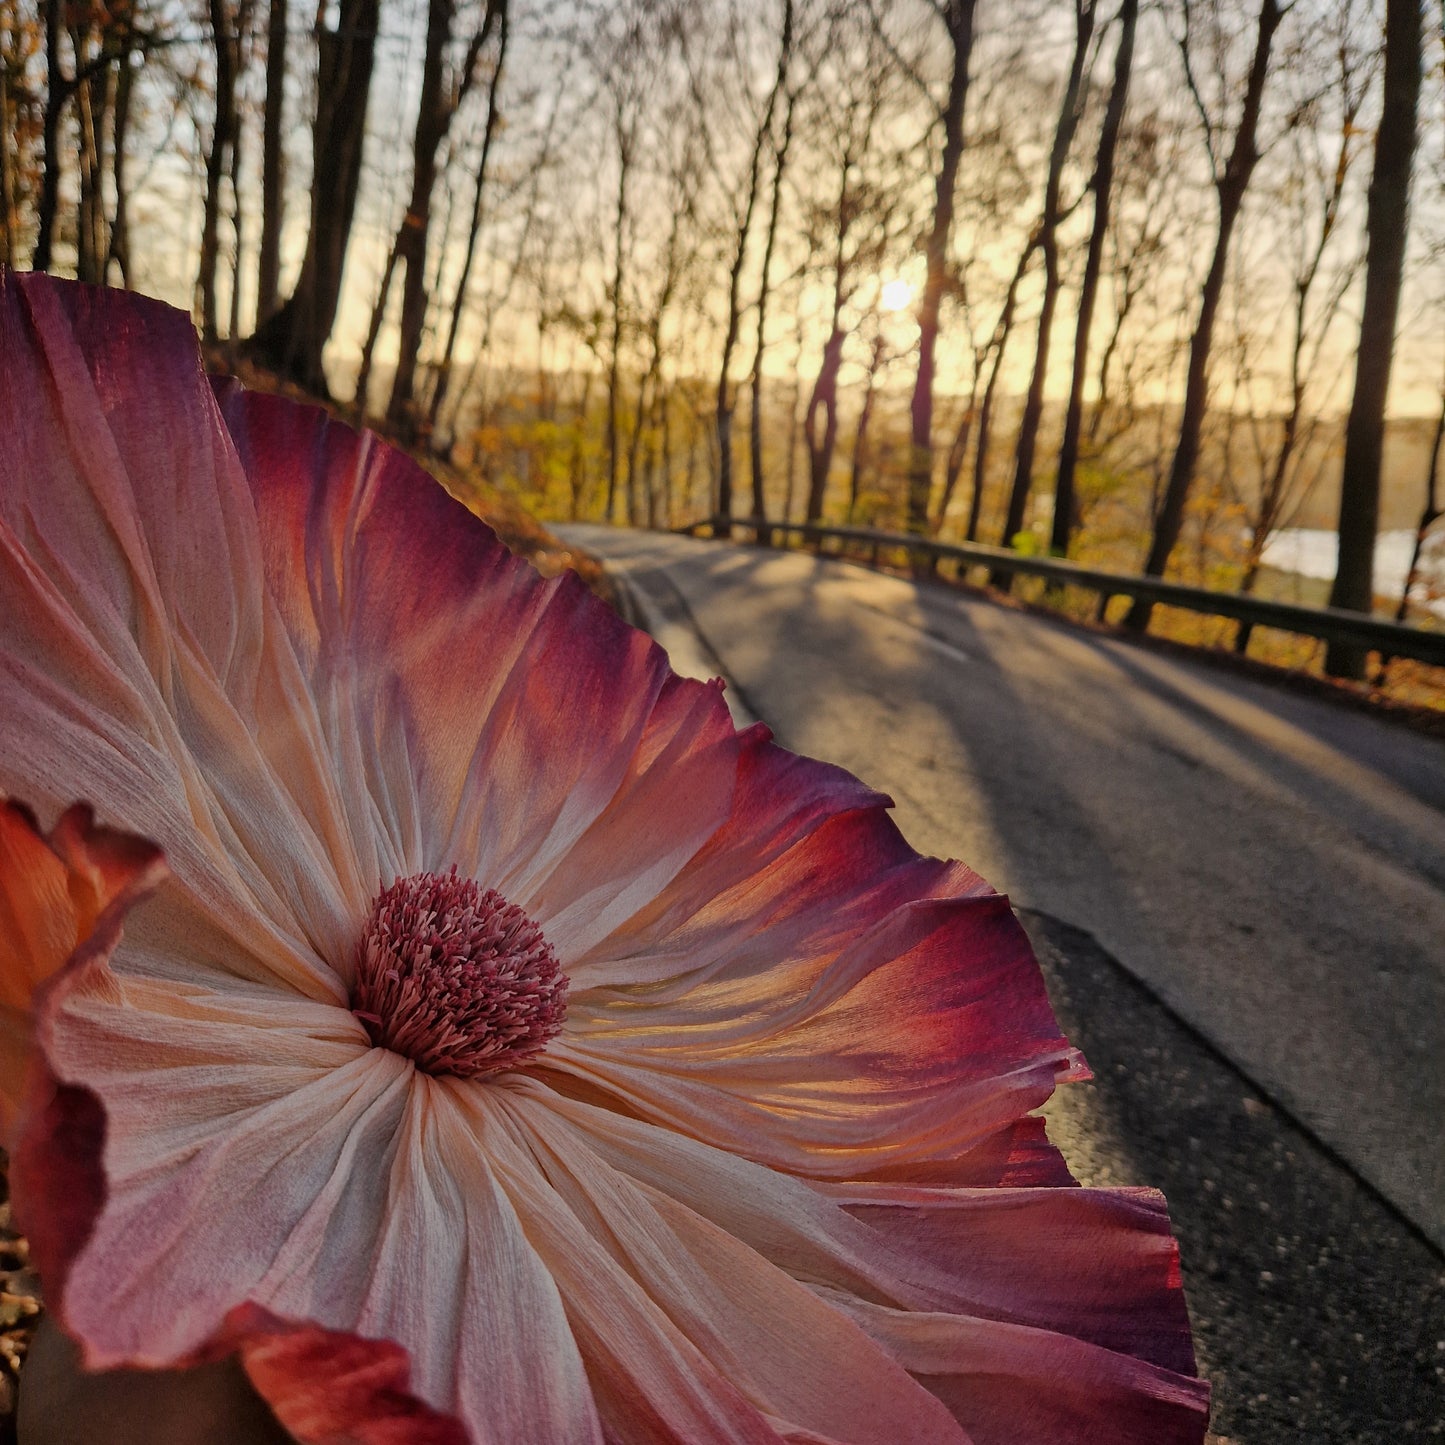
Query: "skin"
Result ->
[[18, 1317, 294, 1445]]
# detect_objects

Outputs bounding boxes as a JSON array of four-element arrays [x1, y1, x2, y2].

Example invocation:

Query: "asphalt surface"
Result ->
[[561, 523, 1445, 1444]]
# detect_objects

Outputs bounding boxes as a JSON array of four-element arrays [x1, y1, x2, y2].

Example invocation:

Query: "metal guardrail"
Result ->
[[681, 517, 1445, 670]]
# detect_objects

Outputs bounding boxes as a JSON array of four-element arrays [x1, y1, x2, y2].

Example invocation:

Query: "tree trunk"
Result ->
[[383, 0, 456, 436], [906, 0, 977, 533], [848, 330, 886, 521], [229, 59, 248, 340], [257, 0, 287, 321], [748, 33, 796, 547], [73, 37, 107, 285], [716, 0, 791, 536], [783, 338, 803, 527], [804, 327, 845, 525], [1053, 0, 1137, 557], [428, 0, 509, 436], [247, 0, 380, 395], [200, 0, 240, 339], [105, 39, 134, 285], [936, 383, 979, 531], [351, 240, 398, 416], [996, 0, 1096, 585], [966, 245, 1031, 542], [34, 0, 64, 271], [1326, 0, 1423, 676], [0, 53, 12, 268], [1394, 382, 1444, 622], [605, 109, 634, 524], [1125, 0, 1283, 631]]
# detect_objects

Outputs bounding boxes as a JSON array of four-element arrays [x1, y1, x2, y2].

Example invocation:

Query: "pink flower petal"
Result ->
[[2, 278, 1207, 1441], [554, 887, 1080, 1179], [506, 1079, 1206, 1436], [543, 726, 1083, 1184], [826, 1182, 1197, 1374], [0, 799, 166, 1142], [214, 384, 739, 959], [824, 1294, 1210, 1445], [483, 1084, 969, 1444], [0, 275, 367, 1001], [211, 1304, 472, 1445], [32, 948, 601, 1442]]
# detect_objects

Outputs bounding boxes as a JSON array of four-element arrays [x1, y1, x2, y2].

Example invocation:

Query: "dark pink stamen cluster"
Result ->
[[351, 868, 568, 1079]]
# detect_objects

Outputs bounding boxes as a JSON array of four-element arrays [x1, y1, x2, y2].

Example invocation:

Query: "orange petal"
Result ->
[[0, 800, 164, 1143]]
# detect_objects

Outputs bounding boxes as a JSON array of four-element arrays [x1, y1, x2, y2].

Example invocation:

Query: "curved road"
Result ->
[[561, 524, 1445, 1254]]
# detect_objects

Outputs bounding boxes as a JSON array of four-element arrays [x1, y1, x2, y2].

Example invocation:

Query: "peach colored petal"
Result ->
[[0, 801, 81, 1008], [825, 1181, 1197, 1375], [0, 800, 164, 1008], [214, 384, 739, 960], [503, 1079, 1205, 1437], [0, 799, 164, 1143], [30, 949, 601, 1442], [551, 891, 1080, 1180], [822, 1293, 1210, 1445], [213, 1305, 472, 1445], [0, 275, 368, 1001], [483, 1083, 969, 1444]]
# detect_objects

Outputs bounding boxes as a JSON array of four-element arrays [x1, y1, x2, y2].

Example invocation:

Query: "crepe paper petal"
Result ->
[[0, 275, 366, 1003], [210, 1304, 472, 1445], [825, 1292, 1210, 1445], [1, 275, 1209, 1444], [562, 723, 959, 993], [212, 384, 739, 968], [485, 1084, 968, 1444], [35, 952, 600, 1442], [552, 891, 1081, 1180], [0, 800, 166, 1143], [507, 1081, 1196, 1405], [828, 1181, 1197, 1375]]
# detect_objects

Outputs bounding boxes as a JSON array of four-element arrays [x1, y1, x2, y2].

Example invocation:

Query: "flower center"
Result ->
[[351, 868, 567, 1079]]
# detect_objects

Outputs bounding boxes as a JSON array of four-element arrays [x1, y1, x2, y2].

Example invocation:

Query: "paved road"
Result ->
[[561, 524, 1445, 1442], [561, 526, 1445, 1245]]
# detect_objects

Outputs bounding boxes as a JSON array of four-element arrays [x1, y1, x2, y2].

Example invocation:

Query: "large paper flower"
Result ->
[[0, 274, 1210, 1444]]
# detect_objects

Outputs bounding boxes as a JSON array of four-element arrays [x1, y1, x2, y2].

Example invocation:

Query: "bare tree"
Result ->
[[1125, 0, 1288, 629], [704, 0, 794, 533], [1396, 372, 1445, 622], [994, 0, 1099, 582], [199, 0, 247, 339], [248, 0, 381, 394], [383, 0, 503, 434], [901, 0, 978, 534], [0, 0, 42, 268], [426, 0, 511, 436], [1326, 0, 1424, 675], [798, 11, 903, 525], [256, 0, 286, 321], [1230, 4, 1371, 652], [1053, 0, 1139, 556], [747, 32, 802, 544]]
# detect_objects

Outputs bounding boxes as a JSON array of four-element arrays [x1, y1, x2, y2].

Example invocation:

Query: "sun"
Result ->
[[880, 277, 915, 312]]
